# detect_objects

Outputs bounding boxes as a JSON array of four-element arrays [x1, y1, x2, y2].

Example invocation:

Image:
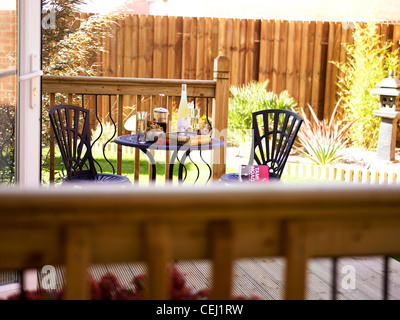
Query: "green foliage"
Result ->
[[42, 0, 123, 77], [41, 1, 124, 174], [333, 21, 400, 150], [297, 101, 356, 166], [0, 103, 15, 184], [228, 80, 297, 148]]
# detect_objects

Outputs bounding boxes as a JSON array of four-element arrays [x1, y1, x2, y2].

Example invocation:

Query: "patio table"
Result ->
[[114, 134, 224, 184]]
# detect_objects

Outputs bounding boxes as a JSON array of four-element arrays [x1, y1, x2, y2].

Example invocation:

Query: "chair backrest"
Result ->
[[250, 109, 303, 179], [49, 104, 97, 179]]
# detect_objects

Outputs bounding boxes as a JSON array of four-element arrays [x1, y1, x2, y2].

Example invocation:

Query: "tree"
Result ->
[[41, 0, 124, 182], [42, 0, 123, 76]]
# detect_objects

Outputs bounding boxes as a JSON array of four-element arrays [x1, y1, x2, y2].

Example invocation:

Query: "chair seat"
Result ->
[[64, 173, 131, 184], [218, 172, 280, 184]]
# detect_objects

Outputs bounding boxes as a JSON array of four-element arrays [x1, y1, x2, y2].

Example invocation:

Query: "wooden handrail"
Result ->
[[0, 182, 399, 299], [42, 76, 217, 97]]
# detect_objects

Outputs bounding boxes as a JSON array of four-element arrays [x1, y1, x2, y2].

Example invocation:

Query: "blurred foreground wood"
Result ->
[[0, 182, 400, 300]]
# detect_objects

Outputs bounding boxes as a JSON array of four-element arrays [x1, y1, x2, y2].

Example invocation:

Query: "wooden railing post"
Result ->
[[144, 223, 171, 300], [212, 56, 230, 180], [284, 221, 309, 300], [64, 226, 91, 300], [209, 221, 234, 300]]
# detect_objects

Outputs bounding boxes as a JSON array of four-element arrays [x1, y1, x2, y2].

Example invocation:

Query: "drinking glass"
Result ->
[[190, 108, 200, 133], [136, 111, 149, 143]]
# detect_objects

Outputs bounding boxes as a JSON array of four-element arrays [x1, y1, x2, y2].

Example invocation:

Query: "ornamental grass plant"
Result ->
[[296, 100, 356, 166]]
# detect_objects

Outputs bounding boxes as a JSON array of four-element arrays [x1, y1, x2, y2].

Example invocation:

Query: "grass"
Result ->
[[42, 148, 214, 186]]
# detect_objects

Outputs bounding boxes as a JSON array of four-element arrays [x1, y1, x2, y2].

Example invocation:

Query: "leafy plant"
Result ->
[[297, 100, 356, 166], [0, 102, 15, 184], [332, 21, 400, 150], [42, 0, 123, 77], [228, 80, 297, 149]]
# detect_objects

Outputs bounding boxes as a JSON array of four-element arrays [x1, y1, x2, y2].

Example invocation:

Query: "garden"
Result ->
[[225, 20, 400, 184], [34, 1, 400, 186]]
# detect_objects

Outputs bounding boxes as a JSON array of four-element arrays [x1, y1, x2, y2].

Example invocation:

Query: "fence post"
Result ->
[[212, 56, 230, 180]]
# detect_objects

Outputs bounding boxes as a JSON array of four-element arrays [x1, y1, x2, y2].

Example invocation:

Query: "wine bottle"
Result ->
[[177, 84, 190, 132]]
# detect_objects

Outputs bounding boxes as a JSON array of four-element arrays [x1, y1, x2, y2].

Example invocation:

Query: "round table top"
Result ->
[[114, 134, 224, 151]]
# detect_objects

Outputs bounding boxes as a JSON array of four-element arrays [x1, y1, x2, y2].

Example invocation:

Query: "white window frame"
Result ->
[[0, 0, 42, 299], [16, 0, 42, 187]]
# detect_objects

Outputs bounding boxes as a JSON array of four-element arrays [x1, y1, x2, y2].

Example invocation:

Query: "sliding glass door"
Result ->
[[0, 2, 17, 185], [0, 0, 42, 293]]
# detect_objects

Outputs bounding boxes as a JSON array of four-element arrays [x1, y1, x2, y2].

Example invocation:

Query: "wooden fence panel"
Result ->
[[182, 17, 191, 79], [245, 19, 256, 85], [278, 20, 289, 95], [311, 21, 324, 117], [258, 19, 274, 87], [224, 18, 234, 68], [271, 19, 281, 94], [238, 19, 247, 85], [286, 21, 296, 97], [153, 15, 163, 79], [189, 16, 197, 79], [196, 17, 206, 80], [82, 13, 400, 123], [175, 16, 183, 79], [293, 21, 303, 105], [203, 17, 213, 81]]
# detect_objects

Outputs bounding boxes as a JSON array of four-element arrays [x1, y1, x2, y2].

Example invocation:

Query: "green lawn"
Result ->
[[42, 148, 214, 186]]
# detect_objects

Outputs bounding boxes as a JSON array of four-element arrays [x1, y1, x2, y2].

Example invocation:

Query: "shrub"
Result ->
[[332, 21, 400, 150], [228, 80, 297, 149], [297, 101, 356, 166]]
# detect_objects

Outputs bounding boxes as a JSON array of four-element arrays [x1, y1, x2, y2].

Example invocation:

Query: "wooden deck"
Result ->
[[37, 256, 400, 300]]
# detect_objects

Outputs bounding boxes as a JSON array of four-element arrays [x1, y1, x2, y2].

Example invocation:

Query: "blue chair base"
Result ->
[[64, 173, 131, 185]]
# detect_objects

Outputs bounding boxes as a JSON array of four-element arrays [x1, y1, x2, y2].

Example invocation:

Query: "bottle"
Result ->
[[177, 84, 190, 132]]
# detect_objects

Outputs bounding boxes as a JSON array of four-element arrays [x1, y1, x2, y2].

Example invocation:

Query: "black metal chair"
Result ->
[[220, 109, 303, 183], [49, 104, 131, 185]]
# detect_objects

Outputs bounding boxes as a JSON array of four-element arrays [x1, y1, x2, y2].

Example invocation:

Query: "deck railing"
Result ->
[[42, 56, 230, 184], [0, 183, 399, 300]]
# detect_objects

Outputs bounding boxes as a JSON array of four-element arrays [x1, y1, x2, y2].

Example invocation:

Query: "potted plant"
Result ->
[[145, 121, 165, 142]]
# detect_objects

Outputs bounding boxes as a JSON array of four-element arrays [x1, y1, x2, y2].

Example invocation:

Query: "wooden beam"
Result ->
[[284, 221, 308, 300], [144, 223, 171, 300], [64, 226, 91, 300], [209, 221, 234, 300]]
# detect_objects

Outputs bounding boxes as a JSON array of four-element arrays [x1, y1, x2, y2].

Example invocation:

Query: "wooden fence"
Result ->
[[76, 12, 400, 121], [0, 183, 399, 300]]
